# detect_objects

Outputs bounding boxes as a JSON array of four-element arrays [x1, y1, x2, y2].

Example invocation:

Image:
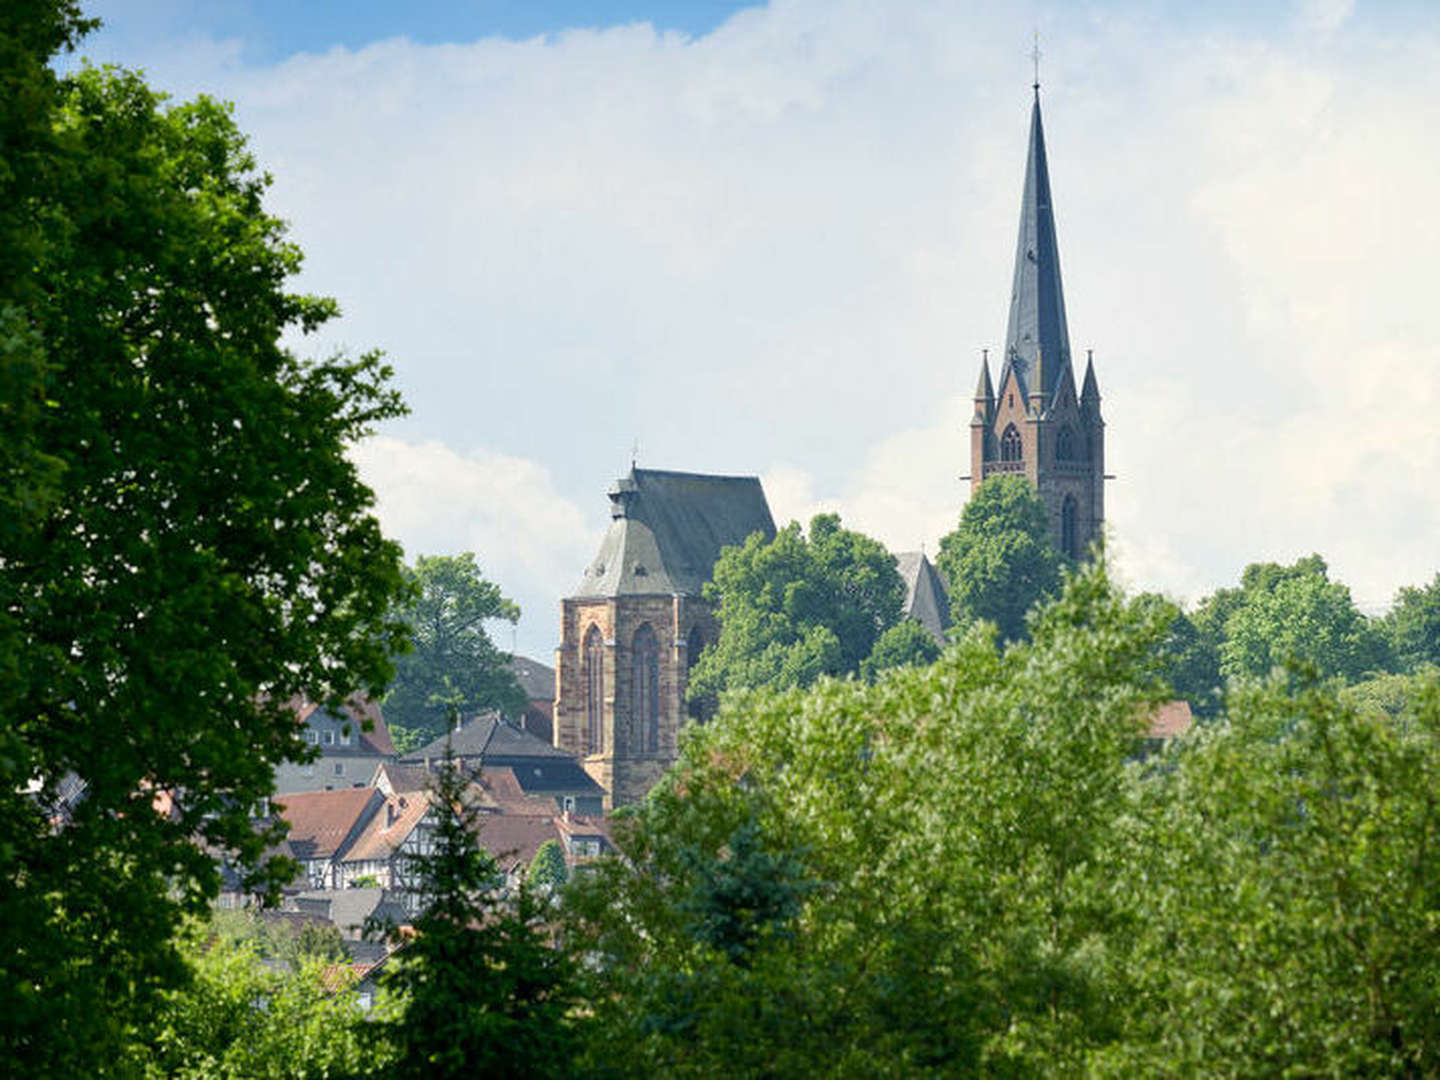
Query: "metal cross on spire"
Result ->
[[1031, 30, 1042, 94]]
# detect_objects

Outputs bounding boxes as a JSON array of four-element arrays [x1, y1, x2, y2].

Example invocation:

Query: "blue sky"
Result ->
[[62, 1, 1440, 660]]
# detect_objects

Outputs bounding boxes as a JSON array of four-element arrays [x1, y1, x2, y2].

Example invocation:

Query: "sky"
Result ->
[[69, 0, 1440, 660]]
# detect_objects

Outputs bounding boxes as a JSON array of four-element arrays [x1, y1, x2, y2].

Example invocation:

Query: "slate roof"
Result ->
[[405, 713, 572, 764], [998, 90, 1073, 408], [510, 655, 556, 702], [369, 761, 432, 796], [291, 887, 409, 937], [574, 467, 776, 598], [476, 814, 562, 870], [894, 552, 952, 643]]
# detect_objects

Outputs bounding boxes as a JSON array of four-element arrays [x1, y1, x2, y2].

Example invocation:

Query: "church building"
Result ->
[[969, 88, 1105, 558], [553, 468, 776, 808]]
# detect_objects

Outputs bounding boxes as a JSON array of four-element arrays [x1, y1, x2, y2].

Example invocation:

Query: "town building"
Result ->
[[553, 468, 777, 808], [968, 88, 1105, 559]]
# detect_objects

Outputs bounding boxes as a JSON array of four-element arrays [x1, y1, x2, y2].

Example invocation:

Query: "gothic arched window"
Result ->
[[1056, 426, 1075, 462], [632, 624, 660, 754], [1001, 424, 1023, 462], [583, 625, 604, 755], [1061, 495, 1079, 560]]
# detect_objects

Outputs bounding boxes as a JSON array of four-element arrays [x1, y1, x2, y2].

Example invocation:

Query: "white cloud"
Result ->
[[85, 1, 1440, 632], [350, 437, 599, 658]]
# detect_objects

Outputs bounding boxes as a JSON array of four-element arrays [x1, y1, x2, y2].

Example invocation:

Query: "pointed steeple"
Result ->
[[971, 348, 995, 425], [999, 89, 1071, 408], [1080, 348, 1100, 405]]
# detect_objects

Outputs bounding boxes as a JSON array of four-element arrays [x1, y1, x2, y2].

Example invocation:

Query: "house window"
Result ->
[[323, 730, 335, 746], [1061, 495, 1079, 560], [305, 730, 319, 745], [334, 762, 345, 776], [339, 729, 352, 746], [584, 625, 604, 755], [632, 623, 660, 755], [1001, 424, 1023, 462]]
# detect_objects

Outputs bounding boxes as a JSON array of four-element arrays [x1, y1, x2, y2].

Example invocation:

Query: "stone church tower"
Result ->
[[554, 468, 775, 808], [970, 89, 1104, 558]]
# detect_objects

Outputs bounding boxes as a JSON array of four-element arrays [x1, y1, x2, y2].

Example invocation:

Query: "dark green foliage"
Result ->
[[372, 758, 583, 1078], [0, 13, 409, 1072], [687, 513, 905, 704], [385, 553, 528, 751], [1132, 591, 1222, 715], [1385, 573, 1440, 673], [936, 475, 1065, 643], [860, 616, 941, 681]]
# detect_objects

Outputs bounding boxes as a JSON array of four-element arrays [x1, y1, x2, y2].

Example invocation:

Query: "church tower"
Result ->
[[969, 88, 1104, 558]]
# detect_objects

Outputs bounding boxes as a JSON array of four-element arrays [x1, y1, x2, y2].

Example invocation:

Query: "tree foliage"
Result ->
[[139, 919, 391, 1079], [936, 476, 1065, 643], [687, 513, 906, 706], [1216, 555, 1388, 682], [0, 13, 408, 1071], [1385, 572, 1440, 673], [527, 838, 569, 892], [385, 553, 527, 751], [860, 617, 941, 681], [371, 757, 583, 1078]]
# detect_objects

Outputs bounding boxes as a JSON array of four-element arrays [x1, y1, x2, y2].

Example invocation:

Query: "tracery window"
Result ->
[[1061, 495, 1079, 560], [632, 624, 660, 754], [584, 625, 604, 755], [1001, 424, 1023, 462]]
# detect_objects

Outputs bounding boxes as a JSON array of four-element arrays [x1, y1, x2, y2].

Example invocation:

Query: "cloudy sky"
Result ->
[[74, 0, 1440, 659]]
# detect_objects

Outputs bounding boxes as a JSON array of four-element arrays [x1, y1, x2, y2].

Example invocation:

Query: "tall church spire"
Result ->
[[999, 90, 1071, 407]]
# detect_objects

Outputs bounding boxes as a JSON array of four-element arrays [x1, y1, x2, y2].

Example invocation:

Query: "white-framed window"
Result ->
[[339, 729, 352, 746], [305, 730, 319, 745], [323, 730, 335, 746]]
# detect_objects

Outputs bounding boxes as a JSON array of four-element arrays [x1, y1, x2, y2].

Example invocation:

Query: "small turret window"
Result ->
[[1001, 424, 1023, 462]]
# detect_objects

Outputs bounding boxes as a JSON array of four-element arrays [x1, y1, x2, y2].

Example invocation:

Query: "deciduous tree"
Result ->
[[936, 476, 1065, 643], [0, 11, 408, 1071], [385, 553, 527, 751]]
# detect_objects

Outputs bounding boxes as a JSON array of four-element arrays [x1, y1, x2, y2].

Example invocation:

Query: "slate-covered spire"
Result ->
[[971, 349, 995, 425], [999, 89, 1071, 407]]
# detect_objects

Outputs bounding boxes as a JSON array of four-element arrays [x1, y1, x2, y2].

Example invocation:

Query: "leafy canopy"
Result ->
[[687, 513, 906, 706], [385, 552, 527, 752], [936, 475, 1065, 643], [0, 13, 408, 1071]]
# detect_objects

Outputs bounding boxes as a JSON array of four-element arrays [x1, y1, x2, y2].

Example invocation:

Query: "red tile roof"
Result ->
[[275, 788, 381, 860], [1147, 699, 1195, 740]]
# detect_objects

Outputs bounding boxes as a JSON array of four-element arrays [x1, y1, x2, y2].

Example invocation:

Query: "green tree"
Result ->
[[385, 553, 527, 751], [142, 921, 392, 1079], [1220, 556, 1388, 682], [0, 15, 408, 1072], [1109, 670, 1440, 1075], [527, 838, 569, 891], [570, 558, 1172, 1075], [371, 757, 583, 1078], [1385, 572, 1440, 673], [687, 513, 905, 706], [936, 475, 1065, 643], [860, 617, 941, 681]]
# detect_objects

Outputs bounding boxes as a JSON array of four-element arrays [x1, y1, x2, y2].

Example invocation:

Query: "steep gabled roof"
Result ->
[[404, 713, 573, 764], [510, 655, 556, 702], [894, 552, 952, 643], [998, 90, 1072, 408], [574, 468, 776, 598], [288, 696, 396, 757]]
